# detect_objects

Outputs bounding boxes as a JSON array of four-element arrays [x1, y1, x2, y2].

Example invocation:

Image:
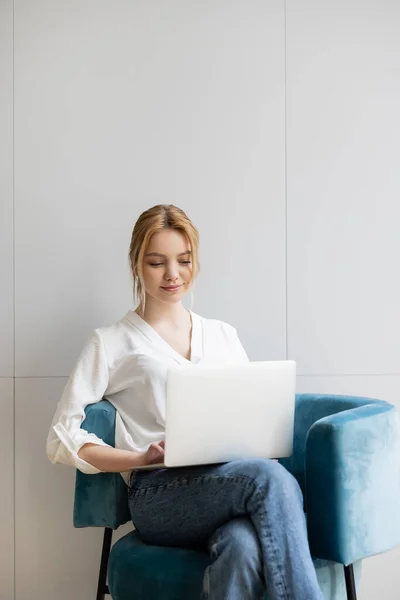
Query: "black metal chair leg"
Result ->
[[96, 527, 113, 600], [344, 564, 357, 600]]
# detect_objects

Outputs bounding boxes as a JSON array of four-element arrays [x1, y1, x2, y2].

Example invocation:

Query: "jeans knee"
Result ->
[[236, 458, 302, 500]]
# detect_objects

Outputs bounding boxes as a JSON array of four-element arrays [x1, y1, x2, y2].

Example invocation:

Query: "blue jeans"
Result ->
[[128, 459, 323, 600]]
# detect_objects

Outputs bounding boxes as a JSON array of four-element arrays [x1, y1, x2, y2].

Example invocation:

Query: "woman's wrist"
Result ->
[[130, 450, 147, 469]]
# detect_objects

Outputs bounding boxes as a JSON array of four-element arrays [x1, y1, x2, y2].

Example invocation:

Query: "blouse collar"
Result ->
[[124, 309, 203, 365]]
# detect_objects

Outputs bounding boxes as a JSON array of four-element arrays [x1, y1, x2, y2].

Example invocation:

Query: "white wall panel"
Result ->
[[297, 374, 400, 599], [287, 0, 400, 375], [0, 0, 14, 376], [15, 378, 103, 600], [359, 547, 400, 600], [14, 0, 286, 376], [0, 379, 14, 600]]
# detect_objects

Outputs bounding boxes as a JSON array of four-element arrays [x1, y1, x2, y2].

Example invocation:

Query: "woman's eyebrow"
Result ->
[[145, 251, 191, 257]]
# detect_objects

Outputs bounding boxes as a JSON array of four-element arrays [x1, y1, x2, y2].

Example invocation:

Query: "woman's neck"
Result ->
[[137, 299, 189, 328]]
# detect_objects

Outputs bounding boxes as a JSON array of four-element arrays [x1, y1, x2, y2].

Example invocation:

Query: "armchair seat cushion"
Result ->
[[108, 530, 361, 600], [108, 530, 209, 599]]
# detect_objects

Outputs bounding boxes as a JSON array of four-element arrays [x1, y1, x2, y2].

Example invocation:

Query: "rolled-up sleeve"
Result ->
[[46, 329, 111, 474]]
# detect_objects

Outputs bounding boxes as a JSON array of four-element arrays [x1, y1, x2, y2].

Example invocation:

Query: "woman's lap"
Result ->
[[128, 458, 297, 547]]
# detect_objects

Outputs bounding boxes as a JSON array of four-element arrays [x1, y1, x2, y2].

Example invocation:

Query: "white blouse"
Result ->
[[46, 310, 249, 483]]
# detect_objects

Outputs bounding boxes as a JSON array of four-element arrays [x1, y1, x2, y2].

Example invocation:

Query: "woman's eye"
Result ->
[[149, 261, 191, 267]]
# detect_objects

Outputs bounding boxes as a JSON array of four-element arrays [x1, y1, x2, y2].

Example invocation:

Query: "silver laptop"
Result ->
[[135, 360, 296, 470]]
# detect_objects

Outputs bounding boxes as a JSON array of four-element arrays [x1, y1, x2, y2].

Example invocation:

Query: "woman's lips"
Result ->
[[161, 285, 182, 292]]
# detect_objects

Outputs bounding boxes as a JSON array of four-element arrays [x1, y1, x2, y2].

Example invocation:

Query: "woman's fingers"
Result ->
[[151, 442, 165, 454], [145, 442, 165, 465]]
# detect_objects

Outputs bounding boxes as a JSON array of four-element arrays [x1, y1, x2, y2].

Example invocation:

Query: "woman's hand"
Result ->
[[141, 440, 165, 466]]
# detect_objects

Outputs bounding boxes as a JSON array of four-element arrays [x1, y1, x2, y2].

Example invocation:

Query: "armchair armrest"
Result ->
[[306, 400, 400, 565], [73, 400, 130, 529]]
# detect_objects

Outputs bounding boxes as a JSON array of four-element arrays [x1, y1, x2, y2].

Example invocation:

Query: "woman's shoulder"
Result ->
[[86, 311, 141, 348], [194, 312, 248, 361], [194, 311, 238, 337]]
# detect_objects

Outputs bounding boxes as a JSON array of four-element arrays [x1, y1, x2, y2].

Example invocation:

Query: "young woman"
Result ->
[[46, 204, 322, 600]]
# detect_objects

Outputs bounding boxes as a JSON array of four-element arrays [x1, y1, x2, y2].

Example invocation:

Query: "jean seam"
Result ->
[[249, 479, 290, 600]]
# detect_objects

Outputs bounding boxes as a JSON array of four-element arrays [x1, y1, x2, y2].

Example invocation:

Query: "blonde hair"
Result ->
[[128, 204, 200, 316]]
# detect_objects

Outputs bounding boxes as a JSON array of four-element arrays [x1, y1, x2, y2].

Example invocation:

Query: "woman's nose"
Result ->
[[164, 264, 179, 281]]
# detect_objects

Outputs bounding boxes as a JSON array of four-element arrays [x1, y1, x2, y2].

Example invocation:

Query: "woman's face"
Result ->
[[141, 229, 193, 305]]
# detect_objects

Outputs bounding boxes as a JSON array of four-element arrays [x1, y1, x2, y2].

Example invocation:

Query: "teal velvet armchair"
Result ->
[[73, 394, 400, 600]]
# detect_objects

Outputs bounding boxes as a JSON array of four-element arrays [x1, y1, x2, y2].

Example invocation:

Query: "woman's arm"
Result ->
[[78, 440, 165, 472], [48, 328, 166, 475], [47, 330, 112, 474]]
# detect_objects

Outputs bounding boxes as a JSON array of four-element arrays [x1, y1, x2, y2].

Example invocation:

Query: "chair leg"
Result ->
[[344, 564, 357, 600], [96, 527, 113, 600]]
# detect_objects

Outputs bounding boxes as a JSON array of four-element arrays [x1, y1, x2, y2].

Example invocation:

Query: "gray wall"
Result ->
[[1, 1, 399, 598]]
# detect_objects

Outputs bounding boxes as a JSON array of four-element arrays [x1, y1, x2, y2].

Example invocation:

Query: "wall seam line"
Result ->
[[284, 0, 288, 361], [12, 1, 16, 598]]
